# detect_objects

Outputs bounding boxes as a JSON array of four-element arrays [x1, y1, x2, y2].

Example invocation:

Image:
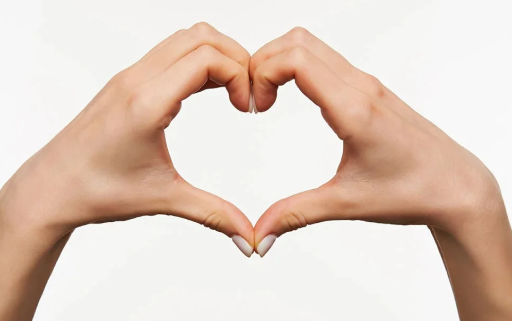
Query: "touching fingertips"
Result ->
[[232, 235, 254, 257], [225, 73, 251, 113], [252, 84, 277, 113], [257, 235, 277, 257]]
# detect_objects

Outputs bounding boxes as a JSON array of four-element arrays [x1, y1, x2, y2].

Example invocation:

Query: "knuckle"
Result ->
[[288, 46, 309, 68], [282, 210, 308, 232], [126, 86, 150, 110], [109, 70, 134, 92], [287, 26, 312, 44], [272, 199, 308, 232], [236, 49, 251, 69], [363, 74, 386, 98], [351, 95, 378, 126], [195, 44, 218, 60], [190, 21, 216, 40], [202, 211, 224, 231], [332, 91, 378, 139]]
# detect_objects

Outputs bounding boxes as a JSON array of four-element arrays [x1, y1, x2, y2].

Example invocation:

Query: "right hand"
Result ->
[[0, 22, 255, 257]]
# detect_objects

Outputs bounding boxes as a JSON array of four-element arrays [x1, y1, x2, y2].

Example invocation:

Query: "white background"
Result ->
[[1, 0, 511, 320]]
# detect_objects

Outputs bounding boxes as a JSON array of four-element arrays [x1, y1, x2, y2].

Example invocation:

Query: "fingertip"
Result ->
[[217, 199, 255, 241], [226, 69, 252, 113], [253, 201, 286, 246], [249, 85, 256, 113], [232, 235, 254, 257], [256, 234, 277, 257], [251, 79, 278, 113], [252, 94, 258, 114]]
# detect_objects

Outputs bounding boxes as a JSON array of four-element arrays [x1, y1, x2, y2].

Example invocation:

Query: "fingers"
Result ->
[[164, 178, 255, 257], [137, 29, 186, 63], [252, 45, 373, 140], [253, 185, 348, 257], [129, 44, 251, 126], [250, 27, 355, 84], [250, 27, 391, 105], [132, 22, 250, 89]]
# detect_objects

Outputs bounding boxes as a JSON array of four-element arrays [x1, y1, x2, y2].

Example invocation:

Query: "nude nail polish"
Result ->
[[252, 91, 258, 114], [232, 235, 253, 257], [248, 94, 254, 113], [249, 83, 260, 114], [257, 235, 277, 257]]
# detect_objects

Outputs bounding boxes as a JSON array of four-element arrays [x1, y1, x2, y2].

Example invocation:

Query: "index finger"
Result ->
[[250, 27, 391, 103], [252, 45, 373, 140]]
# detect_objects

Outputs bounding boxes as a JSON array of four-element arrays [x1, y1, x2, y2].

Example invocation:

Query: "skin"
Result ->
[[0, 22, 255, 321], [250, 27, 512, 320], [0, 23, 511, 320]]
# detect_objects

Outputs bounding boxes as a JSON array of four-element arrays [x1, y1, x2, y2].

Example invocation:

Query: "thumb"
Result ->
[[161, 177, 255, 257], [254, 183, 350, 257]]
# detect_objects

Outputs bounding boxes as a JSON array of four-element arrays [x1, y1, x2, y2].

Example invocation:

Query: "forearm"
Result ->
[[431, 207, 512, 321], [0, 184, 71, 321]]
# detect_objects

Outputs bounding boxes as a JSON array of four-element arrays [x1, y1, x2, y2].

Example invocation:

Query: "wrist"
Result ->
[[431, 201, 512, 319], [0, 166, 79, 248], [439, 179, 511, 262], [439, 164, 507, 238], [0, 193, 73, 321]]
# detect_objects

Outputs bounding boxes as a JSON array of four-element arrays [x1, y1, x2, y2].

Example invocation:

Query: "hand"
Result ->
[[250, 27, 505, 254], [0, 22, 255, 257], [249, 27, 512, 320]]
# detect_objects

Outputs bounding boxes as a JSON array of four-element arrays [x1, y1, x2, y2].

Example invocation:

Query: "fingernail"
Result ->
[[252, 92, 258, 114], [248, 93, 254, 113], [232, 235, 253, 257], [257, 235, 277, 257], [249, 91, 256, 114]]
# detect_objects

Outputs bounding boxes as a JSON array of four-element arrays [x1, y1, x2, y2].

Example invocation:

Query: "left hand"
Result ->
[[249, 27, 506, 257]]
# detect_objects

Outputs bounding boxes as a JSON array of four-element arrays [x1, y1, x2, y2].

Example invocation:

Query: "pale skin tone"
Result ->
[[0, 23, 510, 321]]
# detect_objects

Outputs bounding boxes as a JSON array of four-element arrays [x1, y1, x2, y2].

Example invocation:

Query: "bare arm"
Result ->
[[431, 214, 512, 320]]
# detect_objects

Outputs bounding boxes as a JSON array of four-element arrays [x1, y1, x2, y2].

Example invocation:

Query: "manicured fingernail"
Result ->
[[257, 235, 277, 257], [249, 91, 256, 114], [232, 235, 253, 257], [252, 92, 258, 114]]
